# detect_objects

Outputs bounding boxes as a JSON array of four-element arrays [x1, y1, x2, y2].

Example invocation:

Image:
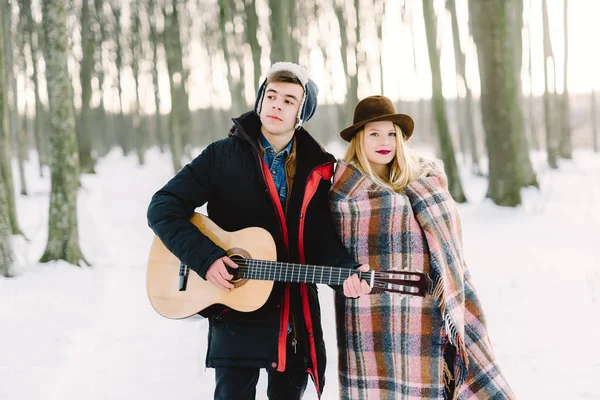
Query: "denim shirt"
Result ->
[[259, 133, 293, 210]]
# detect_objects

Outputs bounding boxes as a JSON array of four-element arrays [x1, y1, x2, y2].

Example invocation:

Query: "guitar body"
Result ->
[[146, 213, 276, 319]]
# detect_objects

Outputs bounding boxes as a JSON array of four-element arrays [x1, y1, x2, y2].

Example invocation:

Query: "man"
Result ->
[[147, 62, 370, 400]]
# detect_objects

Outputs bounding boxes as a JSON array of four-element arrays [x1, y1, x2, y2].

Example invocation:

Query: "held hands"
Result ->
[[206, 256, 238, 291], [343, 264, 372, 298]]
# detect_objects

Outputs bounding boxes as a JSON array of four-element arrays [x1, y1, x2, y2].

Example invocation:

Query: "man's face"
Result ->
[[259, 81, 304, 139]]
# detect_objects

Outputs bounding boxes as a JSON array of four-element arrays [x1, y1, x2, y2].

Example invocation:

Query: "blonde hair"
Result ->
[[343, 123, 432, 192]]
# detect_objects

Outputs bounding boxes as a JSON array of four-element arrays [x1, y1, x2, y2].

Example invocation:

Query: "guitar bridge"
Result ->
[[179, 262, 188, 291]]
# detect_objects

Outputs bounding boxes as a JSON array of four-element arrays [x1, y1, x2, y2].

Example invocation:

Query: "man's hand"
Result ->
[[206, 256, 238, 291], [343, 264, 372, 298]]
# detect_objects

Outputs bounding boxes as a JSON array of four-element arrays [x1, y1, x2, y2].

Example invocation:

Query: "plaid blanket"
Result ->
[[330, 161, 515, 399]]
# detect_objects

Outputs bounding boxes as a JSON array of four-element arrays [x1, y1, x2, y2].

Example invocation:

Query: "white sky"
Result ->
[[1, 147, 599, 399]]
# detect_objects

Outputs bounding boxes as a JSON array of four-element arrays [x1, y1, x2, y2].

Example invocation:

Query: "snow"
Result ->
[[1, 147, 599, 400]]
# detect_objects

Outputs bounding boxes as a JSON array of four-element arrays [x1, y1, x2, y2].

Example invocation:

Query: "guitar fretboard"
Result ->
[[237, 259, 358, 285]]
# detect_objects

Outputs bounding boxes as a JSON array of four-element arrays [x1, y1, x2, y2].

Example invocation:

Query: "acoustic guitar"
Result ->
[[146, 213, 429, 319]]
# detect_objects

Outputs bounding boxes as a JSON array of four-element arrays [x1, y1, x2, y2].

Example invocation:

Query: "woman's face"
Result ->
[[362, 120, 397, 177]]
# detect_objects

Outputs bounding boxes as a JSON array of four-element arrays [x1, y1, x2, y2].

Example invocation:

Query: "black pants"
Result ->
[[214, 366, 308, 400]]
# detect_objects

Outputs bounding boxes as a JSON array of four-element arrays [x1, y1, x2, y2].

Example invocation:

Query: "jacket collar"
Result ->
[[231, 111, 335, 168]]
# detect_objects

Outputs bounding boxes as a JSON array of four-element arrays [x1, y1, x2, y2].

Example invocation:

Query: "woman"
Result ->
[[330, 96, 515, 399]]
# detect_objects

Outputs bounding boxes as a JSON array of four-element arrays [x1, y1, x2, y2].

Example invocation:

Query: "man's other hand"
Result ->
[[343, 264, 372, 298], [206, 256, 238, 291]]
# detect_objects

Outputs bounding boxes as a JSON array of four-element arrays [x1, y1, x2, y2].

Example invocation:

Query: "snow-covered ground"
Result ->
[[1, 146, 599, 400]]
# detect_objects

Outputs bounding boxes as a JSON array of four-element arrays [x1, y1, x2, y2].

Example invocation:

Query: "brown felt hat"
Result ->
[[340, 95, 414, 142]]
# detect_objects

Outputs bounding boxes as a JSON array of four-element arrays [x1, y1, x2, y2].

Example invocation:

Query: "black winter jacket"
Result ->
[[147, 111, 358, 395]]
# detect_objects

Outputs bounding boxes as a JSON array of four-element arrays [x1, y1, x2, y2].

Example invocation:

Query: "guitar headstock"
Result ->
[[367, 270, 431, 297]]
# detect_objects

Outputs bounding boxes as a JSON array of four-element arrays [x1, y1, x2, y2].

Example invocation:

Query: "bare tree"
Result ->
[[422, 0, 466, 202], [512, 0, 538, 187], [13, 8, 28, 196], [558, 0, 572, 159], [23, 0, 47, 176], [164, 0, 190, 173], [0, 174, 14, 276], [3, 0, 18, 165], [145, 0, 166, 152], [333, 0, 359, 129], [269, 0, 293, 62], [244, 0, 261, 92], [79, 0, 96, 173], [111, 2, 130, 155], [542, 0, 558, 168], [131, 0, 146, 165], [409, 8, 428, 145], [94, 0, 110, 153], [219, 0, 247, 116], [0, 0, 15, 277], [446, 0, 481, 175], [0, 0, 22, 236], [470, 0, 537, 206], [40, 0, 87, 266], [525, 8, 540, 150], [375, 0, 385, 95]]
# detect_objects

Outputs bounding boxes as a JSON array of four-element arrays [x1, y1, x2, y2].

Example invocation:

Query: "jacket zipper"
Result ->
[[291, 312, 298, 354]]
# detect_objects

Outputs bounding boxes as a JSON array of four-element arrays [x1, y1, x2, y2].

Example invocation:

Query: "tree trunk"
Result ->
[[131, 0, 145, 166], [164, 0, 190, 173], [333, 1, 359, 131], [94, 0, 109, 154], [244, 0, 261, 92], [16, 107, 27, 196], [146, 0, 165, 152], [422, 0, 466, 203], [0, 172, 14, 276], [23, 0, 46, 177], [447, 0, 481, 175], [13, 13, 28, 195], [3, 0, 18, 167], [0, 0, 15, 277], [40, 0, 87, 266], [112, 5, 129, 156], [0, 0, 21, 236], [377, 0, 385, 95], [288, 0, 300, 63], [511, 0, 538, 187], [470, 0, 537, 207], [219, 0, 245, 116], [410, 14, 429, 145], [79, 0, 95, 173], [526, 12, 540, 150], [558, 0, 572, 159], [269, 0, 292, 62], [542, 0, 558, 168]]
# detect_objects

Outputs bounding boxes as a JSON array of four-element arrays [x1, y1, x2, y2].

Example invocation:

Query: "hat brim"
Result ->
[[340, 113, 414, 142]]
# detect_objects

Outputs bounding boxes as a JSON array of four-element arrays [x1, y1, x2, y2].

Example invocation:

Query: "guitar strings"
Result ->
[[229, 262, 424, 293], [232, 265, 421, 293], [231, 260, 424, 281]]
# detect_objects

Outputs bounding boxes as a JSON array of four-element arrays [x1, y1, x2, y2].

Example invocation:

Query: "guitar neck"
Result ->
[[238, 259, 355, 286], [233, 258, 429, 297]]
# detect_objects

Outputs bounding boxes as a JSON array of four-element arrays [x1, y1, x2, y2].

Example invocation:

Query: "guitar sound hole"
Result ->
[[226, 263, 241, 280], [229, 254, 245, 279], [227, 249, 251, 288]]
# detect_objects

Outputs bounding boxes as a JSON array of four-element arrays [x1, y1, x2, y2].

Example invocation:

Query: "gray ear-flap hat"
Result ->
[[254, 62, 319, 129]]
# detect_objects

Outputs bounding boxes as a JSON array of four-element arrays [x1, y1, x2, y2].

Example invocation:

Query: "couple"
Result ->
[[147, 62, 514, 400]]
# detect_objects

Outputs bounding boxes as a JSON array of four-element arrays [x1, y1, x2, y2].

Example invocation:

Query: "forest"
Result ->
[[0, 0, 598, 275]]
